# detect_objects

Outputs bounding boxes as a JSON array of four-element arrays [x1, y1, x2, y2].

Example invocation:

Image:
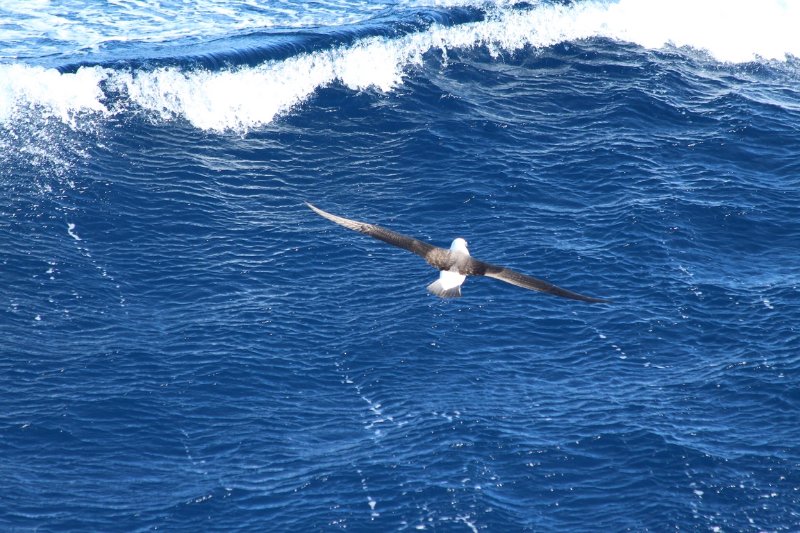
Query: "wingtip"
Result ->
[[305, 201, 328, 218], [568, 292, 612, 304]]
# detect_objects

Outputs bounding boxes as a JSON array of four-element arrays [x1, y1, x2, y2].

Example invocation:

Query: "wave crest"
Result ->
[[2, 1, 799, 132]]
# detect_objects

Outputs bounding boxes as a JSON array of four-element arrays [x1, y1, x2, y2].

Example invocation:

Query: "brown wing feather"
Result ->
[[308, 202, 609, 302], [466, 257, 610, 303], [306, 202, 436, 259]]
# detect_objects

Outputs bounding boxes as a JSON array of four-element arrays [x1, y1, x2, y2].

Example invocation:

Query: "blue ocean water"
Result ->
[[2, 0, 800, 531]]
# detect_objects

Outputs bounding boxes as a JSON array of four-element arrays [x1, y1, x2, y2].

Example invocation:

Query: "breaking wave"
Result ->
[[1, 0, 799, 132]]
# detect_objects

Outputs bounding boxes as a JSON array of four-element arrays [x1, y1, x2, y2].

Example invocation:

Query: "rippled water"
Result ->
[[2, 1, 800, 531]]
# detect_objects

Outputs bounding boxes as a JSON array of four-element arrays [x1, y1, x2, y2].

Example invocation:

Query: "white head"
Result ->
[[450, 237, 469, 255]]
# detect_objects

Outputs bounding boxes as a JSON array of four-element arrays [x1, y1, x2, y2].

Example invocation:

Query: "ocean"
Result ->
[[2, 0, 799, 531]]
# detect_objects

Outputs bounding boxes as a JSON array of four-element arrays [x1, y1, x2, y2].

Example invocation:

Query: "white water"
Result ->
[[1, 0, 798, 131]]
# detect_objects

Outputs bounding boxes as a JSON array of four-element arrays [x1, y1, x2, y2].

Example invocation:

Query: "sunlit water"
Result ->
[[2, 1, 799, 530]]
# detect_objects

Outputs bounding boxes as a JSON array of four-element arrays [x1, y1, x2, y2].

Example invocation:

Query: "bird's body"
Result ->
[[306, 202, 609, 303], [426, 237, 470, 298]]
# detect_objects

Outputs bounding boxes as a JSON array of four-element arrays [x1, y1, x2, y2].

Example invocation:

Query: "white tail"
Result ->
[[427, 279, 462, 298]]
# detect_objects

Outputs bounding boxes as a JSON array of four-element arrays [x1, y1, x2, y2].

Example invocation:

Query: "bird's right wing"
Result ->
[[467, 257, 610, 303], [306, 202, 436, 259]]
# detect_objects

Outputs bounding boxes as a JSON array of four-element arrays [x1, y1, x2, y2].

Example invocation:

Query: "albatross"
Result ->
[[306, 202, 609, 303]]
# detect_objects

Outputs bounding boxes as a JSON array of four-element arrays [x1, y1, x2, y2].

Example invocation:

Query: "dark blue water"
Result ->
[[2, 2, 800, 531]]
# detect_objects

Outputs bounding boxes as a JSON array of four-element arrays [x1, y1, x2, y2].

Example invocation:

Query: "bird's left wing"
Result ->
[[465, 257, 610, 303], [306, 202, 436, 259]]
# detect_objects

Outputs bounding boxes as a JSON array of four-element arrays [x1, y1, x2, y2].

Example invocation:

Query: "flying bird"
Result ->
[[306, 202, 609, 303]]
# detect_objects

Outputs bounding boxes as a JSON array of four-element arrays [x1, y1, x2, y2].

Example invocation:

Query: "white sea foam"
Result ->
[[106, 40, 414, 131], [1, 0, 798, 132], [0, 64, 110, 125], [455, 515, 479, 533], [590, 0, 800, 63], [67, 223, 81, 241]]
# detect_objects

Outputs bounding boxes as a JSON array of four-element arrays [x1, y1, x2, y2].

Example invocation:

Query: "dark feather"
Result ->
[[468, 258, 609, 303], [307, 202, 610, 303], [306, 202, 436, 259]]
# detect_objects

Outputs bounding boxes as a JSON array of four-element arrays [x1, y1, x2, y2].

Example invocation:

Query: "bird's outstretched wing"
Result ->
[[306, 202, 436, 259], [466, 257, 610, 303], [307, 202, 610, 303]]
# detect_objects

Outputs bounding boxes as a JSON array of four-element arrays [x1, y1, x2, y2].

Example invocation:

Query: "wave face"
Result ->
[[2, 1, 800, 532], [0, 0, 399, 61], [2, 0, 800, 133], [3, 0, 800, 64]]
